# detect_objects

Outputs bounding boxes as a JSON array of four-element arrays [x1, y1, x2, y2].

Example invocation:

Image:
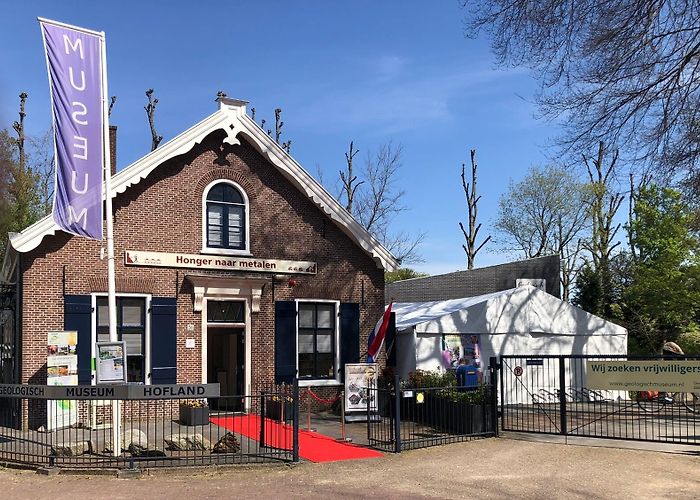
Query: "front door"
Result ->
[[207, 327, 244, 411]]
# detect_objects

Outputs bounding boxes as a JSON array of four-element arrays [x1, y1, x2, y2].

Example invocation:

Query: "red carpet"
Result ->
[[210, 414, 383, 463]]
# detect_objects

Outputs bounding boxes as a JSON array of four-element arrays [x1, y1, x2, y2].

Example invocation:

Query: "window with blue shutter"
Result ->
[[275, 301, 297, 384], [64, 295, 92, 385], [150, 297, 177, 384], [339, 303, 360, 382], [96, 297, 146, 383]]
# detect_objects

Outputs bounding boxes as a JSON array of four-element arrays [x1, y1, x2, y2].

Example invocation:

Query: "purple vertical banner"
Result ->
[[41, 20, 104, 240]]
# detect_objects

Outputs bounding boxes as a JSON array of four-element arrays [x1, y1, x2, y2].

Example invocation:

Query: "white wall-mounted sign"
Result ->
[[95, 341, 128, 384], [125, 250, 317, 275], [516, 278, 546, 291]]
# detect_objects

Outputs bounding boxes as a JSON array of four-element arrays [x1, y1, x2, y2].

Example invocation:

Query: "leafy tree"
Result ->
[[624, 185, 700, 352], [385, 268, 429, 284], [495, 164, 588, 300], [577, 142, 624, 316], [463, 1, 700, 184], [676, 328, 700, 355], [573, 252, 629, 321], [0, 93, 53, 258]]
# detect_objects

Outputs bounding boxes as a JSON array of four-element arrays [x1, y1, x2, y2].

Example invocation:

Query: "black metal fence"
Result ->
[[0, 383, 299, 469], [499, 355, 700, 445], [366, 375, 497, 452]]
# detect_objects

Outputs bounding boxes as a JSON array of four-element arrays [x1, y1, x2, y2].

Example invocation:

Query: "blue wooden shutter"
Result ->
[[64, 295, 93, 385], [151, 297, 177, 384], [275, 301, 297, 384], [339, 303, 360, 382]]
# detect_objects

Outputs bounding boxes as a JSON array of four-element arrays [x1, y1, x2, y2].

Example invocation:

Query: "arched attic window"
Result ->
[[202, 180, 250, 255]]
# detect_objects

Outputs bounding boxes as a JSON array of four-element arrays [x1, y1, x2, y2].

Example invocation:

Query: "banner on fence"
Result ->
[[344, 363, 378, 421], [586, 360, 700, 392], [0, 383, 220, 400]]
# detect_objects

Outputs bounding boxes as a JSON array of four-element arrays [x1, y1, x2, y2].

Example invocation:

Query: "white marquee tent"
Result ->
[[392, 286, 628, 395]]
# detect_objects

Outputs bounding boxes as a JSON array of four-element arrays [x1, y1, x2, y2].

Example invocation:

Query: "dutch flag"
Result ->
[[367, 302, 393, 363]]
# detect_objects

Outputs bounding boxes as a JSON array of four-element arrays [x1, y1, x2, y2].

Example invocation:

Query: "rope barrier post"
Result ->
[[340, 390, 346, 440], [259, 390, 266, 448], [306, 392, 316, 432], [336, 390, 352, 443], [292, 379, 299, 463]]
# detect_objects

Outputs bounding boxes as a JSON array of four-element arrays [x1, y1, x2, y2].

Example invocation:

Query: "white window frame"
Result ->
[[91, 293, 152, 385], [296, 299, 342, 387], [201, 179, 252, 256]]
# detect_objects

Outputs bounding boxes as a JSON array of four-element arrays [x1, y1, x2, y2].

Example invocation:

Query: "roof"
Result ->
[[386, 254, 561, 302], [393, 286, 627, 336], [8, 97, 399, 271]]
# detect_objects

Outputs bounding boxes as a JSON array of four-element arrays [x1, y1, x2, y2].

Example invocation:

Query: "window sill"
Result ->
[[298, 379, 342, 388], [201, 248, 253, 257]]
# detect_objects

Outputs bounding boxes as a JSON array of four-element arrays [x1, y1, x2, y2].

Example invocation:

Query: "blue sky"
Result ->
[[0, 1, 556, 275]]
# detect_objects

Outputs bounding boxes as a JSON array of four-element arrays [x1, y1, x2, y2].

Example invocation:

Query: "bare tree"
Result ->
[[274, 108, 283, 143], [250, 106, 292, 152], [27, 128, 54, 214], [108, 96, 117, 118], [333, 142, 425, 264], [355, 143, 405, 234], [339, 141, 363, 212], [459, 150, 491, 270], [12, 92, 27, 171], [582, 142, 624, 271], [464, 1, 700, 185], [145, 89, 163, 151], [627, 172, 651, 262], [578, 141, 625, 316], [495, 164, 589, 300]]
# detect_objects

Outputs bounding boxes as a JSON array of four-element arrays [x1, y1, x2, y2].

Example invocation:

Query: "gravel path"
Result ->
[[2, 437, 699, 499]]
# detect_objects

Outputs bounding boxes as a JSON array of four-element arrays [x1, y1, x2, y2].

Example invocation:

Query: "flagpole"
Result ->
[[100, 30, 120, 457]]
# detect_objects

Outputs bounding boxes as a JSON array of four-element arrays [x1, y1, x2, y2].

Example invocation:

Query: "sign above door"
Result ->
[[125, 250, 317, 275]]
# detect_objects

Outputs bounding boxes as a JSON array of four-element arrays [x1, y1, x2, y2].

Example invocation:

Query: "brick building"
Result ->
[[0, 97, 398, 416], [386, 254, 561, 303]]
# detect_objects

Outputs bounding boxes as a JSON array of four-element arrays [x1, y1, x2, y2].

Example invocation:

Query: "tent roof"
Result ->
[[393, 290, 508, 330], [393, 286, 627, 336]]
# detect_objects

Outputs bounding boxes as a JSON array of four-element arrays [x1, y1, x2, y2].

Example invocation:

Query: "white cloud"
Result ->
[[292, 55, 528, 135], [368, 54, 409, 82]]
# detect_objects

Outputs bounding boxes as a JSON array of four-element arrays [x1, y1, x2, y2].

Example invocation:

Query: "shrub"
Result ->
[[404, 369, 456, 389], [676, 327, 700, 355]]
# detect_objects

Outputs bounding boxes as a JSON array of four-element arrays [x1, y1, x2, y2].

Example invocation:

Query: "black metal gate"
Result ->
[[498, 355, 700, 445], [366, 374, 498, 452]]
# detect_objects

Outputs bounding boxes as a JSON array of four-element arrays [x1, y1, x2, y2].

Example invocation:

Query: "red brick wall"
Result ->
[[20, 131, 385, 394]]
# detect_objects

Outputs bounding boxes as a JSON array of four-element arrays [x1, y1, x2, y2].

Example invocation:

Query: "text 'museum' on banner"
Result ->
[[40, 20, 105, 240]]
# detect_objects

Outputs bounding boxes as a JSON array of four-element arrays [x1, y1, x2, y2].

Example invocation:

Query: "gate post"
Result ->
[[489, 357, 499, 436], [558, 356, 567, 436], [292, 379, 299, 462], [393, 374, 401, 453]]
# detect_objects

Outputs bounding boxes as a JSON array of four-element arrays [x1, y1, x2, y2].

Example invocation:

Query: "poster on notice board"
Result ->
[[95, 341, 128, 384], [344, 363, 378, 421], [46, 331, 78, 430]]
